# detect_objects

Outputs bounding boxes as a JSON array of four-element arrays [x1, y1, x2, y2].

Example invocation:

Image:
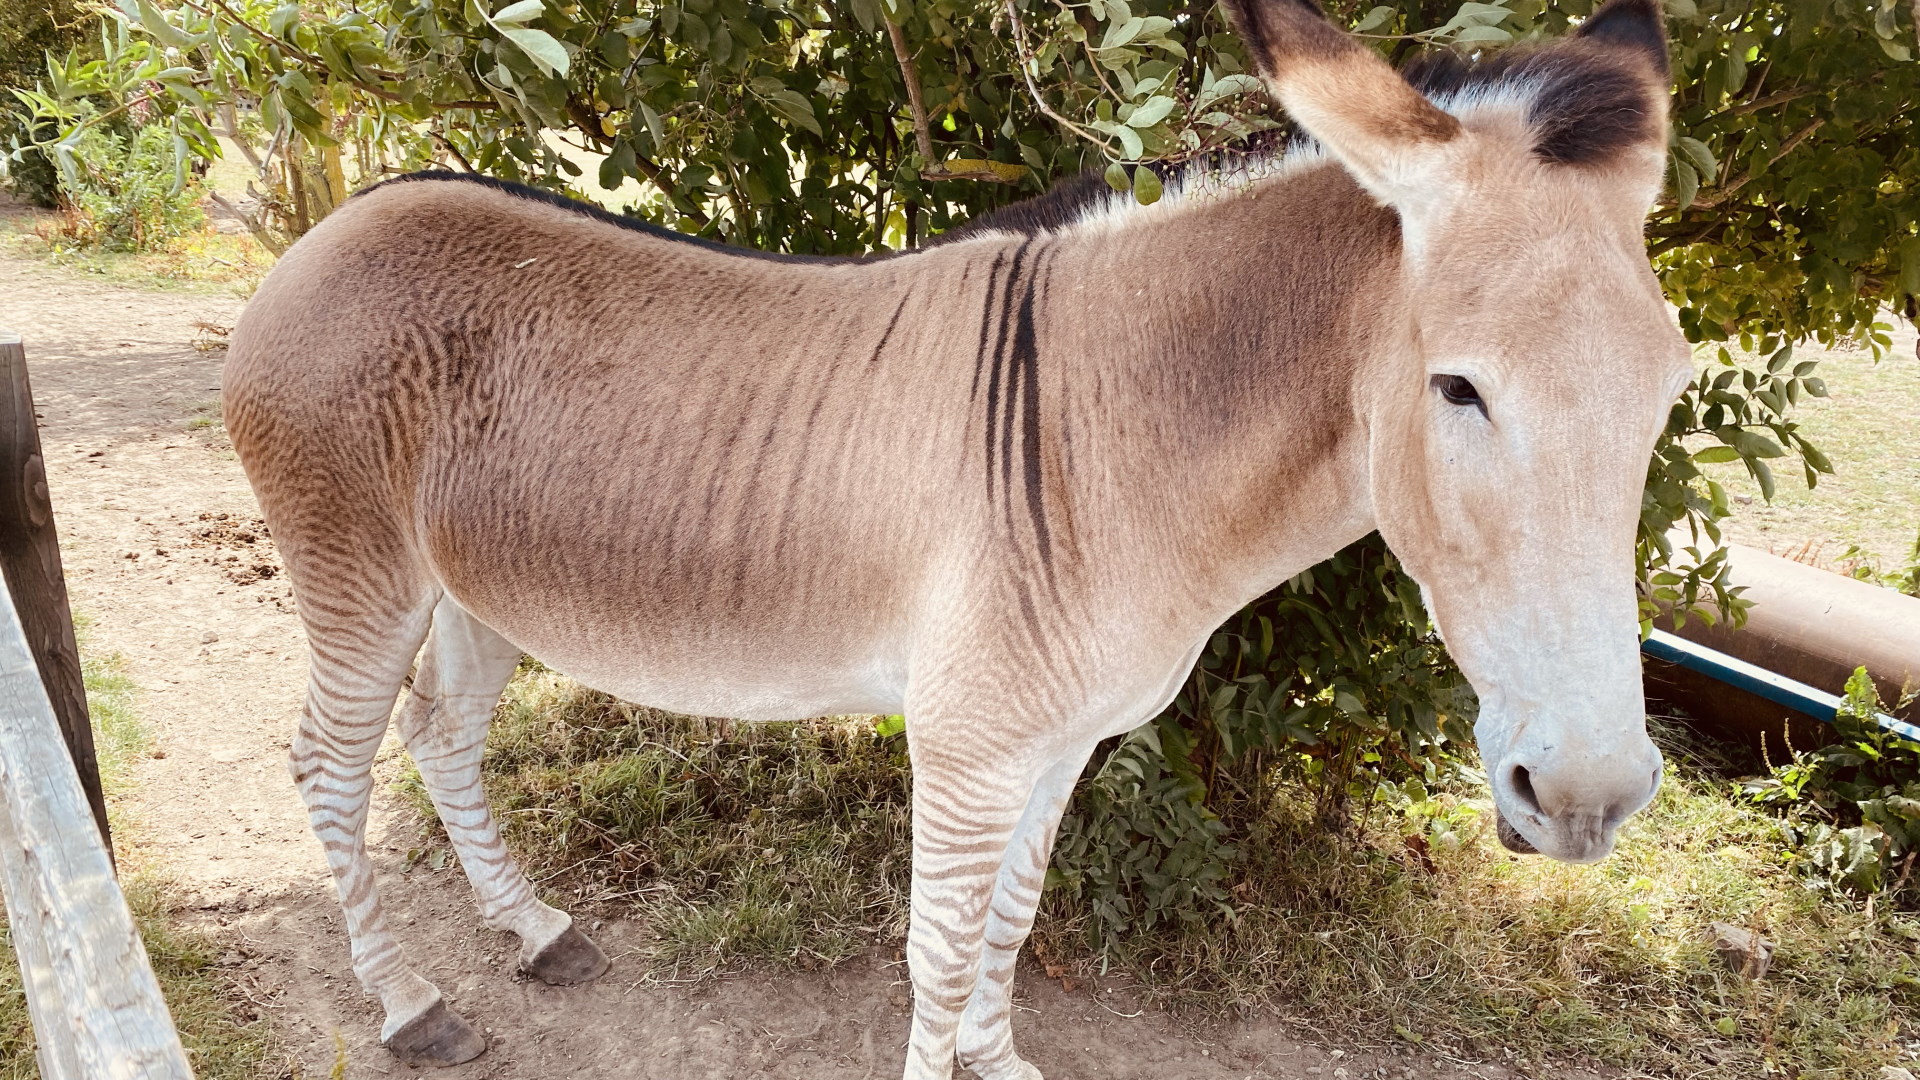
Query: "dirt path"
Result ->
[[0, 232, 1536, 1080]]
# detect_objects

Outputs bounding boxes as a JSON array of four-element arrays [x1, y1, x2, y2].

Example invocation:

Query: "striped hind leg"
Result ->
[[393, 596, 608, 984], [954, 746, 1093, 1080], [287, 594, 486, 1065]]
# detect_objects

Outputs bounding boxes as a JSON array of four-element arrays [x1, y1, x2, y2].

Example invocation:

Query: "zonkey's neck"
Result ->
[[1041, 165, 1402, 622]]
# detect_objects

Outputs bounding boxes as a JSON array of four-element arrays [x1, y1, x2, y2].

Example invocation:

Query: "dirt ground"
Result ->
[[0, 227, 1563, 1079]]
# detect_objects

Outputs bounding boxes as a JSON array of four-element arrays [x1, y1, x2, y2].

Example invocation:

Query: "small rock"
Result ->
[[1880, 1068, 1917, 1080], [1333, 1069, 1349, 1079], [1706, 922, 1775, 979], [201, 631, 219, 643]]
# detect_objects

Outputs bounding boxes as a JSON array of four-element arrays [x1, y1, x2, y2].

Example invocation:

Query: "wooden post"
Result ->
[[0, 332, 109, 851], [0, 567, 194, 1077]]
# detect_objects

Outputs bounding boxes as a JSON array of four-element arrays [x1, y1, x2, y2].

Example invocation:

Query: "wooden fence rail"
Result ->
[[0, 332, 192, 1078]]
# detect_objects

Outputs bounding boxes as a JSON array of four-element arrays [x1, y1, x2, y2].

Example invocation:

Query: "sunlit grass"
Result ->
[[1060, 747, 1918, 1078], [1, 214, 274, 296]]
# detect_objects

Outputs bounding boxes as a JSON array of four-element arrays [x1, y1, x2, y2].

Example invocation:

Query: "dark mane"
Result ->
[[1402, 40, 1664, 166], [927, 170, 1119, 246]]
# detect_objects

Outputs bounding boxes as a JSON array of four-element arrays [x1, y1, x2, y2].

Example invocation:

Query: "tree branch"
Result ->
[[886, 18, 936, 167], [206, 190, 287, 256], [1682, 117, 1825, 211], [1003, 0, 1116, 157], [428, 130, 472, 171]]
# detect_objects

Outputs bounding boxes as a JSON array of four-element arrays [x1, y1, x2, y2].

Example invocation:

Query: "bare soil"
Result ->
[[0, 214, 1544, 1079]]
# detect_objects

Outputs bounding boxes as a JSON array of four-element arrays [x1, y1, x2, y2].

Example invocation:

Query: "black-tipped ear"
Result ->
[[1575, 0, 1670, 80]]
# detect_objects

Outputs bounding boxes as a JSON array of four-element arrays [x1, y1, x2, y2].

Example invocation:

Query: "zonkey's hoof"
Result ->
[[384, 999, 487, 1067], [522, 924, 611, 985]]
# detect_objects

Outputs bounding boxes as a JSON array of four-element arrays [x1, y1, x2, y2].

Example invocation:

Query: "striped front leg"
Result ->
[[902, 729, 1053, 1080], [954, 747, 1092, 1080]]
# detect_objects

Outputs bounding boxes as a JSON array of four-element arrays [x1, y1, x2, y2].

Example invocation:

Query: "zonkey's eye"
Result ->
[[1430, 374, 1487, 417]]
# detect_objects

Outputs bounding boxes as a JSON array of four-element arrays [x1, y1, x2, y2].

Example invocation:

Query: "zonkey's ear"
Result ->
[[1219, 0, 1462, 210], [1574, 0, 1671, 83]]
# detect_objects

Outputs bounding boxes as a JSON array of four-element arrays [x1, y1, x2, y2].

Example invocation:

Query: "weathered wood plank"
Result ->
[[0, 333, 109, 849], [0, 572, 193, 1076]]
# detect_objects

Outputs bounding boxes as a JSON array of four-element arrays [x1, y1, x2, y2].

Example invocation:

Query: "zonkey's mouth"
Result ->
[[1494, 808, 1539, 855]]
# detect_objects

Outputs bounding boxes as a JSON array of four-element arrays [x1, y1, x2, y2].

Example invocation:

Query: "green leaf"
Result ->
[[1127, 96, 1175, 128], [500, 26, 569, 76], [1103, 161, 1130, 192], [1692, 446, 1741, 465], [1133, 165, 1162, 205], [127, 0, 192, 49], [491, 0, 544, 25], [1450, 24, 1513, 43], [1352, 5, 1394, 31], [767, 88, 823, 136], [1676, 136, 1717, 184], [1101, 16, 1146, 50], [1673, 160, 1699, 211]]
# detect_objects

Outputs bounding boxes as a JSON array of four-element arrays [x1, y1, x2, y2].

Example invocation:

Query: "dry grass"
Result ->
[[404, 660, 913, 978], [454, 670, 1920, 1078], [0, 628, 278, 1078]]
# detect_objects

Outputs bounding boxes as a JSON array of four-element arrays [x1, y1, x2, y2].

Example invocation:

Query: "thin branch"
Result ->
[[1003, 0, 1116, 156], [206, 190, 287, 256], [630, 153, 712, 228], [886, 17, 935, 166], [427, 130, 472, 171], [1703, 84, 1819, 123]]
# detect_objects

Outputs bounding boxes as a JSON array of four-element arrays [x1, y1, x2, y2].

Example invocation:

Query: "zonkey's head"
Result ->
[[1223, 0, 1692, 861]]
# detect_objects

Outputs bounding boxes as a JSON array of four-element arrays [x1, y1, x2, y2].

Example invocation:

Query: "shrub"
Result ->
[[1748, 668, 1920, 897], [51, 124, 204, 253]]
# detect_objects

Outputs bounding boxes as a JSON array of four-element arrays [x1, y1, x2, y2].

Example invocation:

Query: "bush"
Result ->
[[1749, 668, 1920, 896], [51, 125, 204, 253]]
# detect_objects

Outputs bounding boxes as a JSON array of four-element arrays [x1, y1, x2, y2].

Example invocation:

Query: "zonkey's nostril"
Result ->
[[1508, 763, 1541, 815]]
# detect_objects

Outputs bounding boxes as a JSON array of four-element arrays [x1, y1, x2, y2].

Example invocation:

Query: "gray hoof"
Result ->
[[522, 924, 610, 985], [384, 999, 486, 1067]]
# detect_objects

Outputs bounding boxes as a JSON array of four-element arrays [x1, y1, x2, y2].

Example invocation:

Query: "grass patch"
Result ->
[[1709, 342, 1920, 569], [405, 661, 912, 977], [1047, 746, 1918, 1077], [464, 670, 1919, 1076], [0, 625, 277, 1078]]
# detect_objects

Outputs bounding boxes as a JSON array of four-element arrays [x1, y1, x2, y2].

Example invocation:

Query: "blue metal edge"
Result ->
[[1641, 628, 1920, 744]]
